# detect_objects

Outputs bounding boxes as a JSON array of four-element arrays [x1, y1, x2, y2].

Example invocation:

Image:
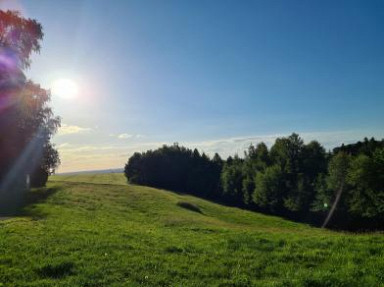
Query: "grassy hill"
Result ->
[[0, 174, 383, 286]]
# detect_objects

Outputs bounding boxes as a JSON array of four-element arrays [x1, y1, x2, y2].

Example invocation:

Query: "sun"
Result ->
[[51, 78, 79, 99]]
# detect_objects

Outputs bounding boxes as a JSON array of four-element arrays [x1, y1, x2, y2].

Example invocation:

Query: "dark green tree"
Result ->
[[0, 10, 60, 212], [269, 133, 305, 212], [220, 155, 245, 205], [321, 152, 351, 228], [253, 165, 284, 213], [347, 148, 384, 219], [241, 143, 270, 205], [333, 137, 384, 156], [124, 144, 223, 199]]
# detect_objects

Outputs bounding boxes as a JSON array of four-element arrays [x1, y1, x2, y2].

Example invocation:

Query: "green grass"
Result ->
[[0, 173, 383, 286]]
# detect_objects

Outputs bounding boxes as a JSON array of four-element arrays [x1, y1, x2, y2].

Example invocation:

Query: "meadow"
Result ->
[[0, 173, 383, 286]]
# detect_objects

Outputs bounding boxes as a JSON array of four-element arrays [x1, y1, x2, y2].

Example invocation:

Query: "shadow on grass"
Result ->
[[177, 201, 203, 214], [36, 261, 75, 279], [0, 186, 61, 219]]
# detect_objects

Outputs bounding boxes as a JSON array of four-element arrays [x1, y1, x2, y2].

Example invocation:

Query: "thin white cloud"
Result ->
[[117, 133, 144, 139], [58, 124, 92, 136], [118, 133, 133, 139]]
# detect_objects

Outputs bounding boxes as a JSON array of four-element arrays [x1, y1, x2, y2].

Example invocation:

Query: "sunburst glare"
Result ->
[[51, 78, 79, 99]]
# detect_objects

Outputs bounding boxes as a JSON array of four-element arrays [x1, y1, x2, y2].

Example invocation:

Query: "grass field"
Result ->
[[0, 173, 383, 286]]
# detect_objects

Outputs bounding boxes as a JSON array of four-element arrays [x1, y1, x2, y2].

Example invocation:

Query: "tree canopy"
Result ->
[[125, 144, 222, 200], [0, 10, 60, 212]]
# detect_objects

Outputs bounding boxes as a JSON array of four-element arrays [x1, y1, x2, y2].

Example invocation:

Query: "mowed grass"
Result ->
[[0, 174, 383, 286]]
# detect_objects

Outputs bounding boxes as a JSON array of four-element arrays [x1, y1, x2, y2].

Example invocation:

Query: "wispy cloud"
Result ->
[[117, 133, 133, 139], [117, 133, 144, 139], [58, 124, 92, 136]]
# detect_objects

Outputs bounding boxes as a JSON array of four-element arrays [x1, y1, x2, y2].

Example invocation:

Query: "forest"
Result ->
[[125, 134, 384, 230]]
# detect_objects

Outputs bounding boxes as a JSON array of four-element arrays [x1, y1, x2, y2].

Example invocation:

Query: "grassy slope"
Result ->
[[0, 174, 383, 287]]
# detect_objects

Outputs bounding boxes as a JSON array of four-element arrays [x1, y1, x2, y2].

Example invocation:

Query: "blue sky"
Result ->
[[1, 0, 383, 172]]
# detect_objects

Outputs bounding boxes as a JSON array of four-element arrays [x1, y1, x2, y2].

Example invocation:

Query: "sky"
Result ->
[[1, 0, 383, 172]]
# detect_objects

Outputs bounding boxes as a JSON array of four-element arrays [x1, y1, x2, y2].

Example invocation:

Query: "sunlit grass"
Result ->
[[0, 173, 383, 286]]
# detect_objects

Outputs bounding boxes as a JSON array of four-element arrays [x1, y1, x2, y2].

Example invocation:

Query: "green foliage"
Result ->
[[301, 140, 327, 181], [311, 174, 332, 212], [0, 10, 43, 69], [241, 143, 270, 205], [253, 134, 328, 215], [0, 10, 60, 191], [241, 173, 255, 206], [1, 173, 384, 286], [253, 165, 284, 212], [312, 147, 384, 229], [347, 148, 384, 218], [270, 133, 304, 173], [327, 152, 351, 192], [124, 144, 222, 199], [221, 156, 244, 205], [333, 137, 384, 157], [125, 135, 383, 230], [318, 152, 351, 228]]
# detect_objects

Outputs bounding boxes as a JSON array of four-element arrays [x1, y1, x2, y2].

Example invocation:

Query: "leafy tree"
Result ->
[[124, 144, 223, 199], [241, 145, 257, 205], [0, 10, 43, 69], [313, 143, 384, 229], [209, 153, 224, 199], [347, 148, 384, 219], [302, 141, 328, 181], [269, 133, 306, 212], [220, 155, 244, 205], [212, 153, 223, 166], [297, 140, 328, 212], [311, 173, 331, 213], [0, 10, 60, 197], [322, 152, 351, 228], [241, 143, 270, 205], [254, 142, 270, 168], [333, 137, 384, 156], [270, 133, 303, 174], [253, 165, 284, 213]]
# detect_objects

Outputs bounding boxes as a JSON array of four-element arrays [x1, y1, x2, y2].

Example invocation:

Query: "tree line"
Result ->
[[125, 145, 223, 199], [125, 135, 384, 230]]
